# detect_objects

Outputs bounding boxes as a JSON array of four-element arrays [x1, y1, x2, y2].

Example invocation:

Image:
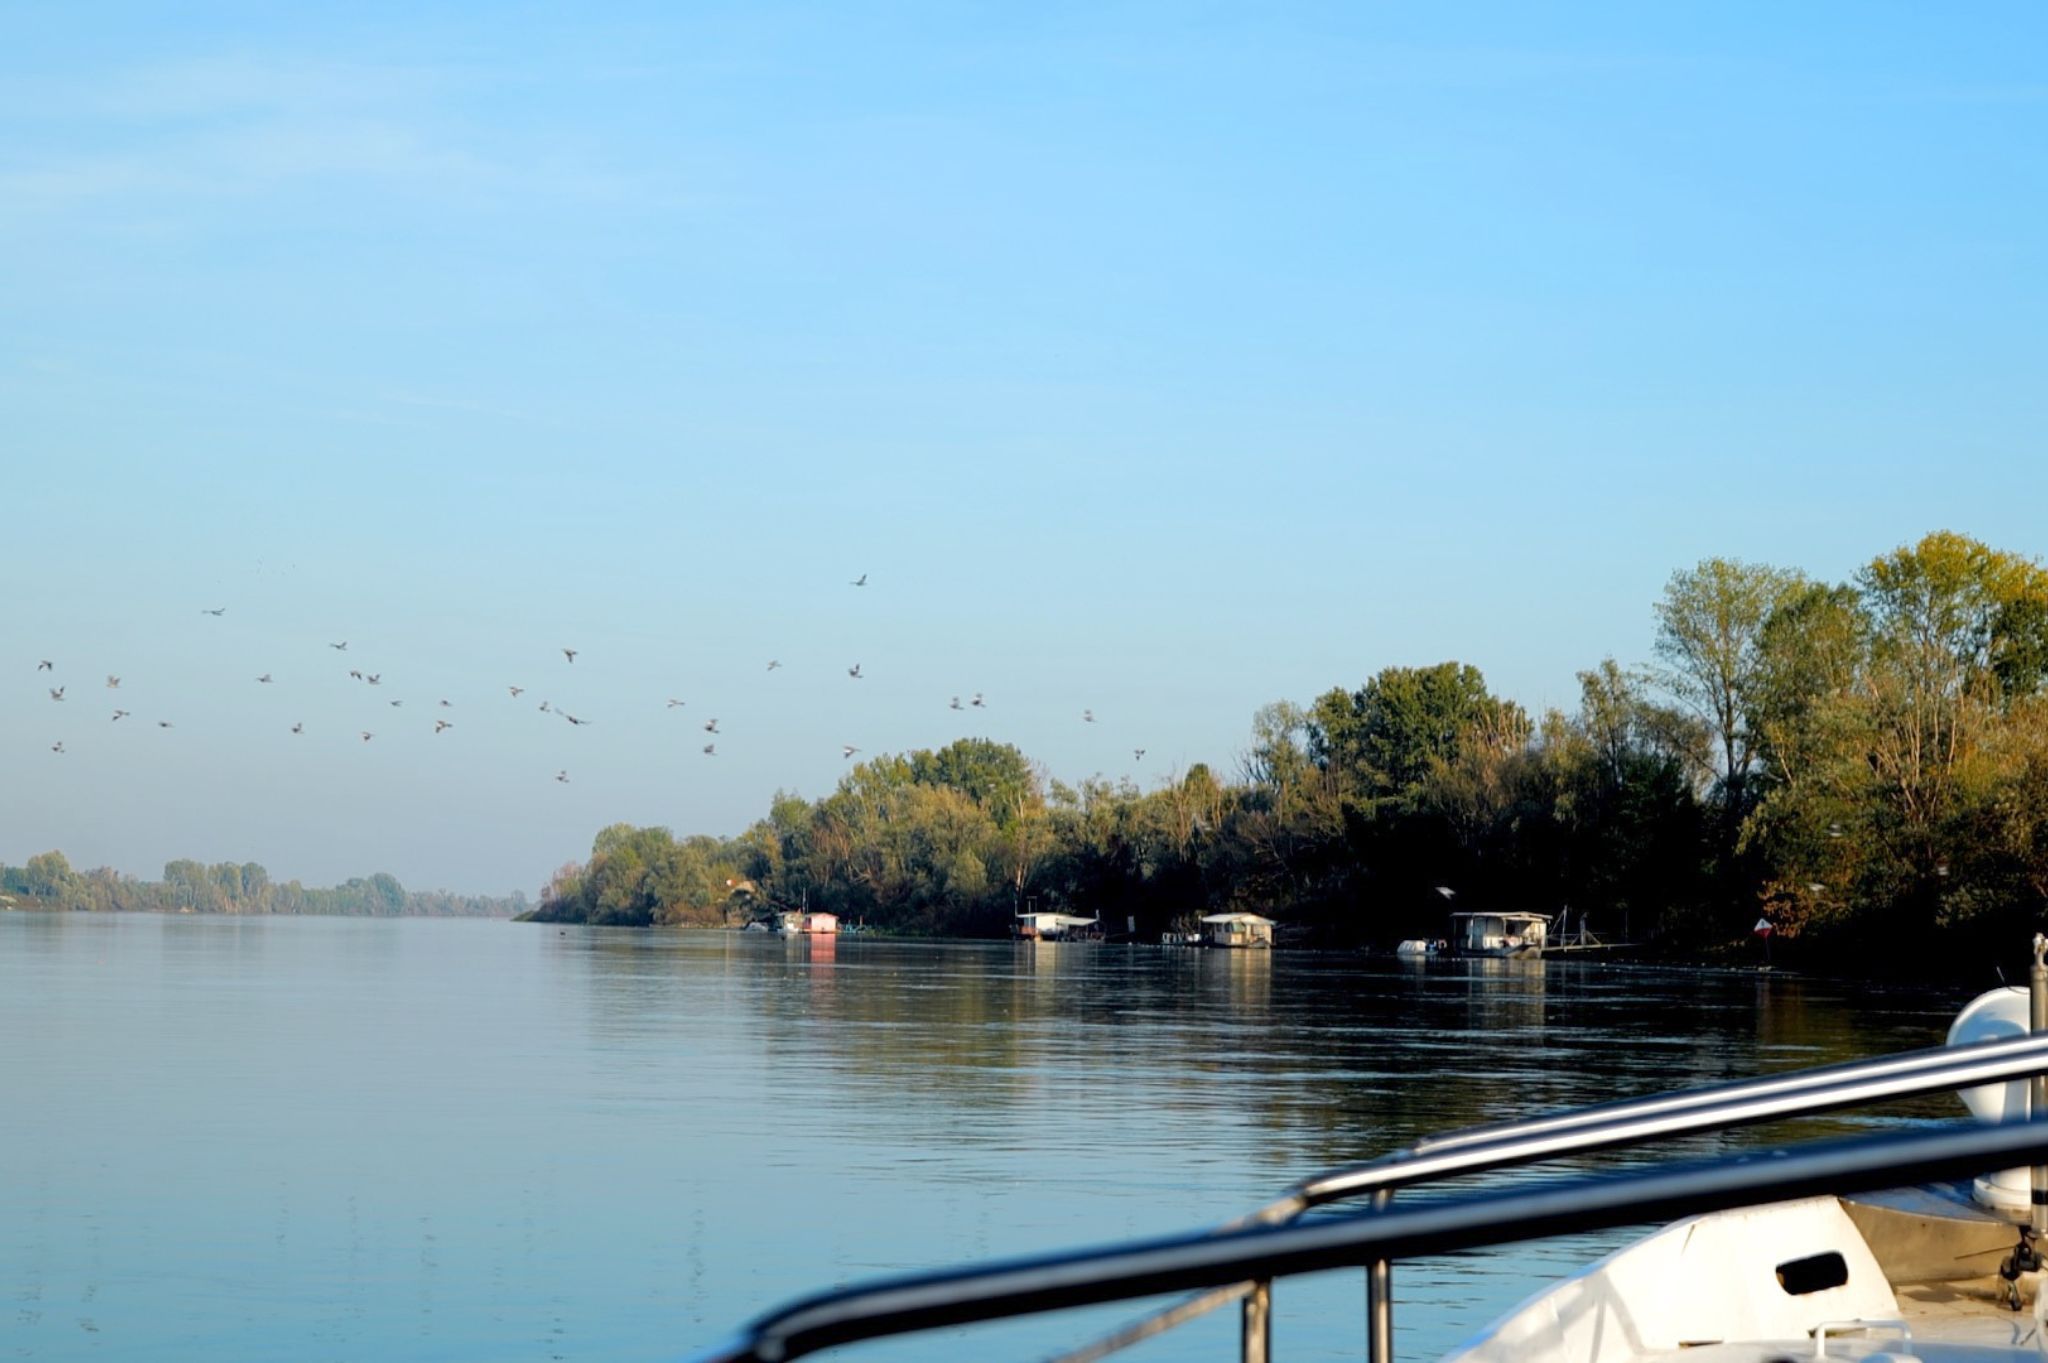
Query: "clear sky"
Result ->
[[6, 3, 2046, 896]]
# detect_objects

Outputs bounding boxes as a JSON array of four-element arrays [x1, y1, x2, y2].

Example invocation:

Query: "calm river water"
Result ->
[[1, 914, 1972, 1362]]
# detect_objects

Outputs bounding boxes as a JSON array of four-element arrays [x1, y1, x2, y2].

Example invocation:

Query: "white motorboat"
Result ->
[[690, 938, 2048, 1363]]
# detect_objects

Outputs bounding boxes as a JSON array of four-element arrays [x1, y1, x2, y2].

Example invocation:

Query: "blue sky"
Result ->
[[6, 3, 2046, 894]]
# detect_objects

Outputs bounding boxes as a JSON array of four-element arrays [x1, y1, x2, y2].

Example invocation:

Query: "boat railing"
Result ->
[[687, 1029, 2048, 1363]]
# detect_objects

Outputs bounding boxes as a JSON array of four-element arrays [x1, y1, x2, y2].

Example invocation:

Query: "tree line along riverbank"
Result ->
[[530, 531, 2048, 973], [0, 852, 524, 917]]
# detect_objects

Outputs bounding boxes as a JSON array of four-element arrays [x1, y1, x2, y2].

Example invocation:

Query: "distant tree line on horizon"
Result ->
[[0, 851, 525, 918], [532, 530, 2048, 964]]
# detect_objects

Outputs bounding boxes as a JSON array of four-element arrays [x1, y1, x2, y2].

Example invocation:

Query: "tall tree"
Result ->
[[1652, 558, 1808, 874], [1310, 662, 1518, 811], [21, 850, 80, 900], [1853, 532, 2048, 919]]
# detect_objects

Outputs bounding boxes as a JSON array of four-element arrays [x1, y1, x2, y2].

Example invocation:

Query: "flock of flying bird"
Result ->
[[30, 576, 1149, 783]]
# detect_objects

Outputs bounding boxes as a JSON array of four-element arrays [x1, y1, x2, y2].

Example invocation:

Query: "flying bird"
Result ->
[[366, 674, 381, 686], [1083, 709, 1095, 723], [112, 710, 130, 722], [49, 687, 64, 701], [434, 720, 453, 734], [842, 745, 860, 759], [50, 741, 64, 754], [847, 664, 862, 679], [438, 699, 451, 708], [508, 686, 524, 698], [36, 660, 52, 671], [538, 700, 551, 713], [1133, 748, 1146, 762], [330, 641, 348, 651], [766, 660, 781, 672], [106, 676, 120, 689], [970, 693, 985, 708], [349, 670, 364, 680], [201, 607, 226, 617], [360, 731, 373, 742], [702, 744, 716, 756], [157, 721, 173, 729], [703, 719, 719, 734], [949, 696, 963, 710], [562, 648, 577, 664], [561, 712, 588, 726], [667, 698, 686, 709], [257, 674, 273, 684], [291, 722, 303, 735], [555, 770, 570, 784], [389, 700, 403, 708], [850, 573, 867, 587]]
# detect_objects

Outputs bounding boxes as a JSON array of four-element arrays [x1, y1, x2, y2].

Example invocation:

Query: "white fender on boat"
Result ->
[[1948, 985, 2032, 1212]]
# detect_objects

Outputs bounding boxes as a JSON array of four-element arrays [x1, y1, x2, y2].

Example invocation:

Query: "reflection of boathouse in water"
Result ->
[[1462, 951, 1548, 1019]]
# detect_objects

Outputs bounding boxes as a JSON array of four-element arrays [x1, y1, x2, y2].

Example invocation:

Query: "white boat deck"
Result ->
[[1897, 1277, 2046, 1347], [1447, 1189, 2048, 1363]]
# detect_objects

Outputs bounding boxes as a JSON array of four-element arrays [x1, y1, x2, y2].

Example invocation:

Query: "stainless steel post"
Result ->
[[1240, 1281, 1270, 1363], [1367, 1189, 1392, 1363], [2032, 934, 2047, 1239]]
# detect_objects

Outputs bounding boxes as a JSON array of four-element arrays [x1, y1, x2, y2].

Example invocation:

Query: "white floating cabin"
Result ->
[[1014, 912, 1100, 941], [774, 910, 839, 937], [1199, 912, 1275, 949], [1449, 911, 1548, 958]]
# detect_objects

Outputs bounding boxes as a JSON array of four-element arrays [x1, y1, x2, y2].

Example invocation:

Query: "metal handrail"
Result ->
[[1294, 1027, 2048, 1210], [688, 1118, 2048, 1363], [1303, 1028, 2048, 1363], [1414, 1026, 2037, 1155], [1037, 1030, 2048, 1362], [687, 1030, 2048, 1363], [1051, 1028, 2048, 1363]]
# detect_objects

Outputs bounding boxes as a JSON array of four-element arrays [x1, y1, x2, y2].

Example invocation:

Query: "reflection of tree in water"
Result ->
[[561, 935, 1966, 1183]]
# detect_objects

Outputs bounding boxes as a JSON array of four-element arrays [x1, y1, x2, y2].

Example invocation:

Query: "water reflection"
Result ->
[[565, 938, 1970, 1176], [1216, 947, 1272, 1017], [0, 915, 1982, 1363], [1459, 957, 1547, 1035]]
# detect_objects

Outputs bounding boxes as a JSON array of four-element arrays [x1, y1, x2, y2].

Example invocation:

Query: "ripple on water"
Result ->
[[0, 919, 1970, 1363]]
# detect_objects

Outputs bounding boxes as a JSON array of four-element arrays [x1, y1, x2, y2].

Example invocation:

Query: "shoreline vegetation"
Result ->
[[0, 855, 523, 918], [529, 532, 2048, 976]]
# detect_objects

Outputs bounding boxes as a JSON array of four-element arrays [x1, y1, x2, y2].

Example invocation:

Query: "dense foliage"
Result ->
[[0, 853, 523, 918], [538, 531, 2048, 962]]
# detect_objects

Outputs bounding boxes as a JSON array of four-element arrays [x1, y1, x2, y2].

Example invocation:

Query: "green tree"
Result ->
[[1310, 662, 1519, 811], [1652, 558, 1808, 853], [909, 739, 1039, 823], [22, 850, 80, 901]]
